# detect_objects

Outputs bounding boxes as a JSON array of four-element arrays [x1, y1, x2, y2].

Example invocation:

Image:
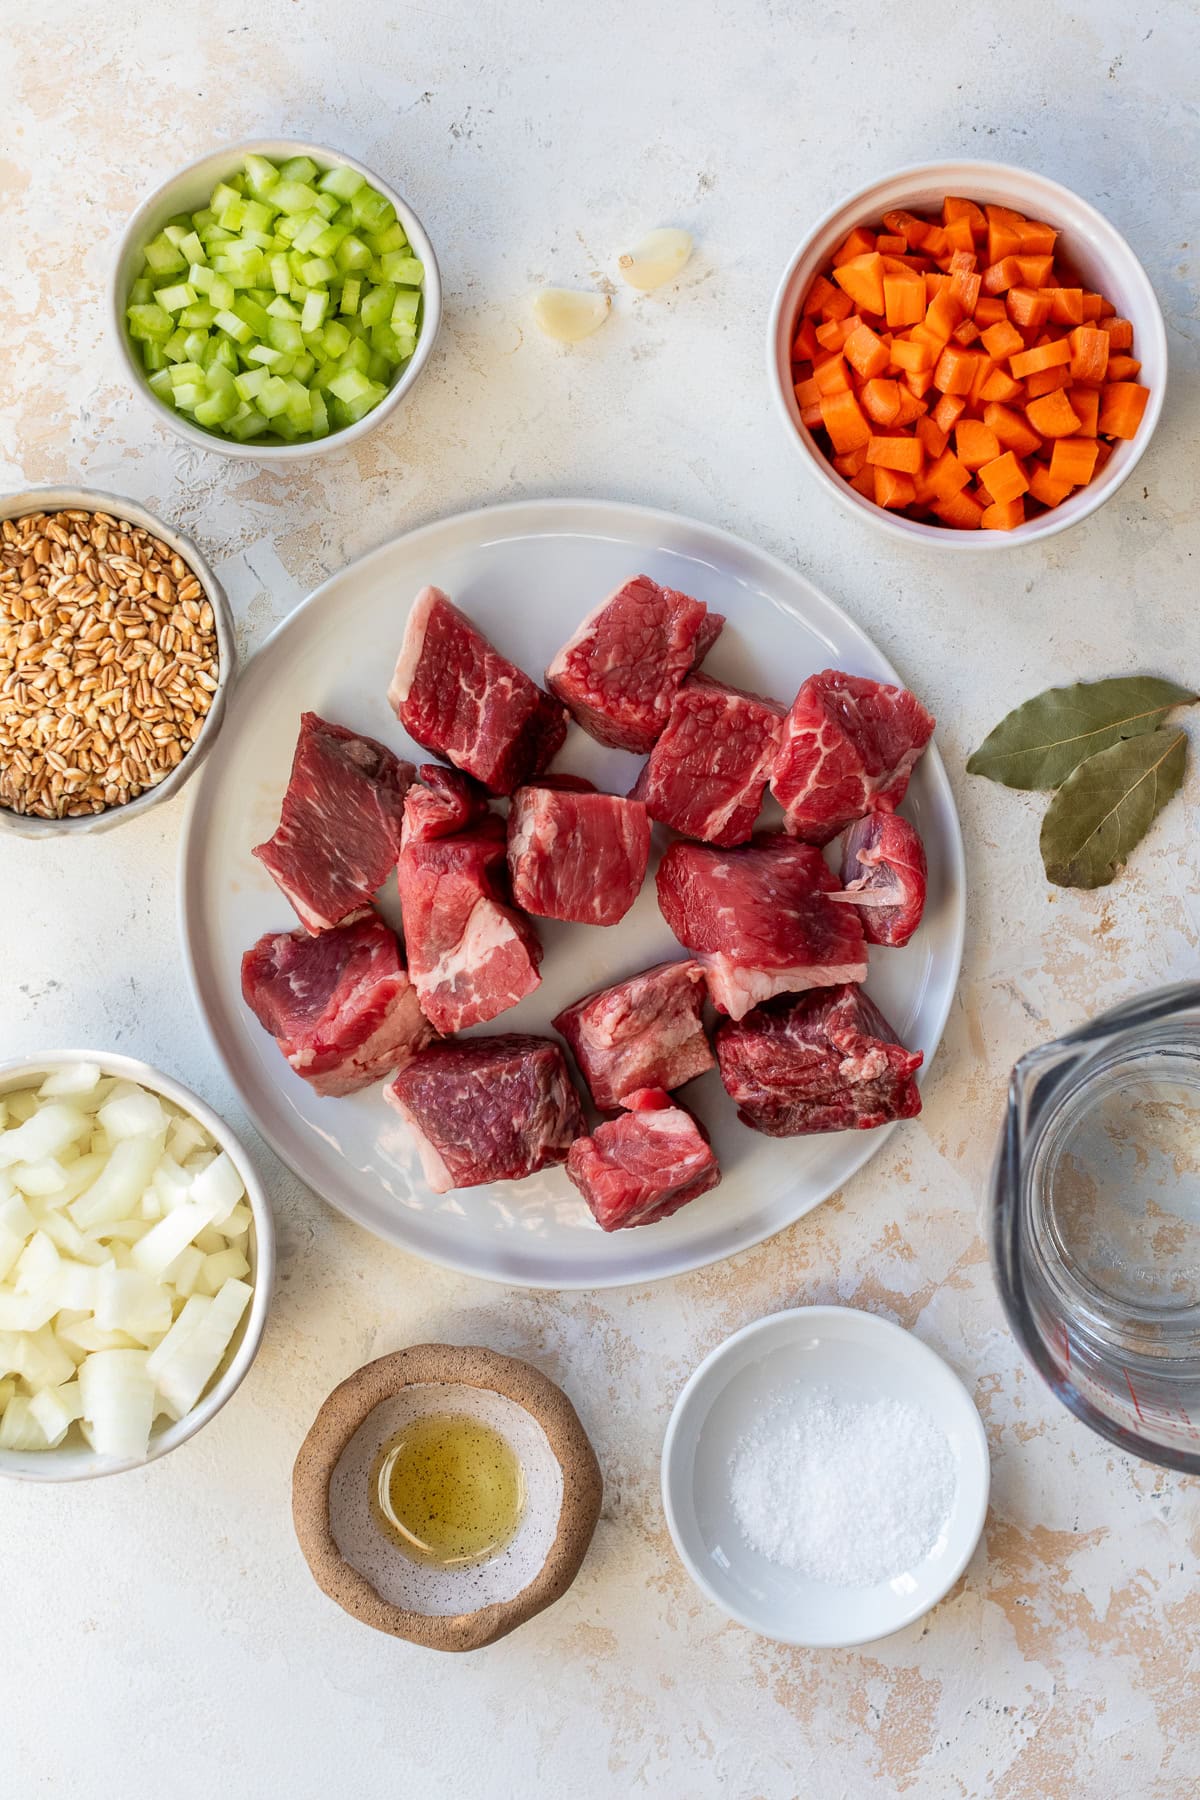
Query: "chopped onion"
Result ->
[[532, 288, 611, 342], [0, 1074, 255, 1458], [617, 227, 693, 291]]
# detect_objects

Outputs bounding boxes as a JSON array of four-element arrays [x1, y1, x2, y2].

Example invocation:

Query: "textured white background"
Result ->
[[2, 2, 1199, 1795]]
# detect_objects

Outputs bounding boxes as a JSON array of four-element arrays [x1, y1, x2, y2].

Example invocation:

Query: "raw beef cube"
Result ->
[[396, 778, 542, 1033], [553, 959, 713, 1110], [507, 784, 650, 925], [389, 586, 568, 793], [830, 810, 928, 947], [386, 1035, 584, 1193], [403, 763, 491, 841], [631, 675, 785, 847], [253, 713, 414, 933], [545, 574, 725, 753], [771, 669, 935, 845], [241, 914, 433, 1097], [566, 1089, 721, 1230], [715, 985, 922, 1135], [656, 833, 868, 1020]]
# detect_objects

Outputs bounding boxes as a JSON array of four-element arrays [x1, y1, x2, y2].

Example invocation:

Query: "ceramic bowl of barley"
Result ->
[[0, 487, 235, 837]]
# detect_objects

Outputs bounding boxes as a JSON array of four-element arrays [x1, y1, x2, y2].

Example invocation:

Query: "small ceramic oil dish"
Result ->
[[661, 1306, 989, 1648], [292, 1344, 602, 1651]]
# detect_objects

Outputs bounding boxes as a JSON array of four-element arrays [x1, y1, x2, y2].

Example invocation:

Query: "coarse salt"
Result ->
[[729, 1385, 956, 1587]]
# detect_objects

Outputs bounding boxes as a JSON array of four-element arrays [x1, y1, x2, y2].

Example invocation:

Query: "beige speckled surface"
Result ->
[[2, 1, 1199, 1794]]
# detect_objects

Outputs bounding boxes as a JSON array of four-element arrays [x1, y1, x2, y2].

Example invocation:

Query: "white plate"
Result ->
[[660, 1307, 990, 1646], [179, 499, 964, 1289]]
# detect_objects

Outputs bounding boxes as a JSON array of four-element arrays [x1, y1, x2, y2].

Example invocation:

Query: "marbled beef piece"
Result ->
[[630, 674, 785, 847], [771, 669, 935, 846], [507, 784, 650, 926], [553, 960, 713, 1110], [566, 1088, 721, 1230], [829, 810, 928, 948]]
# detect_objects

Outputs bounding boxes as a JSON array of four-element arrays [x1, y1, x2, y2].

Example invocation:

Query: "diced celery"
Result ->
[[192, 207, 216, 232], [335, 234, 372, 273], [210, 336, 239, 373], [291, 351, 315, 381], [279, 155, 319, 185], [147, 367, 174, 399], [156, 282, 198, 313], [194, 388, 240, 427], [339, 277, 361, 316], [367, 349, 390, 383], [213, 309, 253, 344], [369, 324, 401, 361], [172, 382, 205, 409], [182, 329, 209, 363], [317, 163, 365, 200], [300, 289, 328, 334], [266, 295, 300, 320], [169, 361, 207, 386], [312, 191, 340, 221], [391, 288, 421, 327], [300, 256, 336, 287], [240, 197, 275, 234], [242, 154, 279, 196], [272, 180, 320, 215], [266, 316, 303, 354], [179, 302, 218, 329], [163, 329, 191, 363], [328, 367, 373, 404], [233, 296, 273, 337], [210, 181, 243, 219], [359, 282, 395, 328], [394, 332, 416, 362], [367, 221, 408, 255], [339, 336, 371, 375], [129, 277, 154, 306], [256, 375, 292, 418], [226, 406, 268, 441], [179, 230, 206, 264], [381, 253, 423, 286], [308, 389, 330, 437], [308, 223, 347, 257], [127, 303, 173, 342], [321, 319, 351, 357], [246, 343, 286, 367], [292, 214, 327, 255], [234, 366, 270, 401], [142, 235, 186, 275], [141, 341, 168, 373], [270, 254, 291, 294]]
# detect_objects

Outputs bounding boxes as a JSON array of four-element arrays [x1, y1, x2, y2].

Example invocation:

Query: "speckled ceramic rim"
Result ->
[[110, 138, 442, 463], [661, 1305, 991, 1648], [0, 1049, 275, 1484], [0, 486, 235, 839], [292, 1345, 603, 1651], [767, 159, 1168, 549]]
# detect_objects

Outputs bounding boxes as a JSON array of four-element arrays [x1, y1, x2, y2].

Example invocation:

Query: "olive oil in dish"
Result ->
[[371, 1412, 525, 1567]]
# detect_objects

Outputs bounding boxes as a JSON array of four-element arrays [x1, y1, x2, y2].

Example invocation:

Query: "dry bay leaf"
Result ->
[[1039, 728, 1188, 889], [968, 676, 1195, 790]]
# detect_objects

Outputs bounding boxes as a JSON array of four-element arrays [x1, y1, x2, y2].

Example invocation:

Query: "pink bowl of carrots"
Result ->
[[768, 161, 1167, 547]]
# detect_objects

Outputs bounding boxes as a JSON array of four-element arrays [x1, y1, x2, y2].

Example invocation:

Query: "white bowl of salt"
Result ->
[[661, 1306, 990, 1648]]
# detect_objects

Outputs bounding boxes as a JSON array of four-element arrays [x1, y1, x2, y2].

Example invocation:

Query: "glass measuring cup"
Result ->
[[990, 982, 1200, 1472]]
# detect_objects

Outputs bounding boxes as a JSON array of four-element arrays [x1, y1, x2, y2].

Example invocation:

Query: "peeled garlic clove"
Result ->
[[618, 228, 693, 292], [532, 288, 611, 342]]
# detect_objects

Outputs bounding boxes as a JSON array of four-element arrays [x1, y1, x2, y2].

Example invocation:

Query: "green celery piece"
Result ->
[[163, 329, 191, 362], [162, 223, 189, 246], [188, 262, 214, 294], [339, 277, 361, 316], [345, 313, 370, 340], [210, 181, 243, 219], [350, 186, 396, 232], [368, 221, 408, 255], [141, 341, 167, 373], [390, 288, 421, 327], [367, 349, 391, 383], [235, 367, 270, 401], [272, 413, 302, 441], [335, 234, 372, 273], [243, 154, 279, 195], [156, 282, 198, 313], [312, 191, 340, 221], [328, 367, 373, 403], [338, 336, 371, 375], [127, 302, 174, 341], [179, 302, 218, 329], [194, 387, 241, 427], [321, 320, 351, 358], [211, 336, 239, 372], [233, 296, 273, 336], [370, 323, 400, 360], [266, 316, 304, 354], [291, 351, 316, 381], [359, 282, 396, 328], [246, 344, 284, 366], [283, 379, 312, 426], [394, 333, 416, 361], [274, 214, 300, 242], [239, 198, 275, 234], [308, 389, 330, 437], [205, 359, 236, 391], [279, 155, 319, 185], [292, 214, 327, 254], [300, 290, 328, 334], [192, 330, 218, 364], [300, 256, 336, 286], [129, 277, 154, 306], [200, 223, 234, 245], [192, 207, 216, 232], [256, 375, 292, 418], [178, 230, 206, 264], [381, 253, 423, 286], [235, 227, 277, 251], [209, 274, 236, 310], [227, 407, 268, 441], [172, 382, 205, 409], [272, 180, 320, 216], [342, 379, 387, 422], [143, 235, 186, 275], [169, 361, 206, 385], [308, 223, 347, 257], [212, 308, 253, 344], [327, 394, 353, 431], [266, 295, 300, 320], [147, 365, 173, 396], [318, 164, 365, 201], [270, 255, 291, 295]]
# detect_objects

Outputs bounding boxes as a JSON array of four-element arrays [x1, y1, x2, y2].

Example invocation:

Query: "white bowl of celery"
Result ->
[[113, 141, 441, 457]]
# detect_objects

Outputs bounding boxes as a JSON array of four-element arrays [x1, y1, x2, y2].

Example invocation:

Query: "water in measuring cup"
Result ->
[[1031, 1047, 1200, 1355]]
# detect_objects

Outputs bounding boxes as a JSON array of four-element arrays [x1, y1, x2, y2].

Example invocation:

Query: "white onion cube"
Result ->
[[37, 1064, 103, 1100], [0, 1105, 90, 1169], [70, 1133, 163, 1230], [78, 1349, 155, 1459], [99, 1087, 167, 1142], [147, 1279, 250, 1420]]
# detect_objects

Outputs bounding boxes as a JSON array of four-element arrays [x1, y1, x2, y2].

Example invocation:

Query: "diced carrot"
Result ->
[[1009, 338, 1072, 379], [926, 449, 971, 499], [889, 335, 935, 374], [925, 288, 964, 342], [1094, 439, 1116, 471], [813, 354, 850, 395], [883, 253, 932, 273], [982, 256, 1023, 295], [922, 224, 951, 259], [933, 343, 978, 395], [986, 206, 1025, 265], [794, 376, 822, 408], [832, 446, 870, 477], [802, 275, 837, 317], [969, 356, 998, 407], [1067, 326, 1110, 384], [1099, 316, 1134, 350], [1098, 382, 1150, 438], [1024, 365, 1073, 399], [1007, 287, 1053, 330], [1028, 465, 1073, 508], [833, 252, 886, 316], [882, 210, 930, 246], [1069, 387, 1100, 436], [883, 271, 926, 328], [943, 196, 987, 235], [894, 387, 928, 422], [815, 315, 855, 353], [978, 450, 1030, 506], [843, 321, 891, 379], [820, 286, 855, 323], [955, 419, 1002, 469], [1049, 438, 1100, 487], [1048, 288, 1085, 326], [848, 464, 877, 501], [981, 496, 1027, 530], [931, 392, 967, 433], [1098, 295, 1116, 317], [873, 468, 917, 510], [932, 488, 985, 529], [875, 233, 907, 255], [980, 366, 1023, 404], [867, 435, 924, 474], [1107, 355, 1143, 382], [1025, 389, 1082, 438], [905, 372, 935, 404], [936, 216, 970, 257], [1014, 218, 1058, 255], [791, 318, 820, 361], [974, 296, 1008, 326], [910, 320, 945, 353], [833, 226, 877, 267], [948, 261, 982, 315], [1015, 255, 1055, 288], [984, 403, 1043, 457], [953, 319, 981, 345], [981, 318, 1024, 361], [861, 377, 902, 426], [820, 388, 872, 452], [799, 399, 823, 429], [923, 270, 951, 301], [916, 413, 949, 459], [1080, 292, 1104, 321]]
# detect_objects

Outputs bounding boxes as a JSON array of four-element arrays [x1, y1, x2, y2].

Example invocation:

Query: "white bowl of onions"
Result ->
[[0, 1051, 273, 1482]]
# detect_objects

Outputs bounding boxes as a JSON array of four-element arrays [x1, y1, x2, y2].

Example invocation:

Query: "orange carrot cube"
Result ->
[[981, 497, 1027, 530], [874, 468, 917, 510], [1098, 382, 1150, 438], [1069, 387, 1100, 437], [1068, 326, 1110, 384], [926, 449, 972, 499], [1023, 365, 1073, 399], [1106, 355, 1143, 382], [1099, 316, 1134, 350], [981, 319, 1024, 361], [925, 287, 964, 341], [1010, 338, 1072, 379], [932, 488, 985, 528], [867, 435, 924, 473], [1048, 288, 1085, 326], [916, 414, 949, 459], [980, 367, 1023, 404], [1028, 465, 1073, 509], [848, 464, 877, 501], [1048, 438, 1100, 486], [944, 196, 987, 236], [813, 355, 851, 395], [883, 271, 926, 329], [833, 252, 886, 316], [1007, 287, 1053, 330], [955, 419, 1002, 469], [931, 392, 968, 434], [982, 256, 1023, 295], [882, 209, 930, 246], [974, 297, 1008, 326], [860, 378, 902, 425], [1025, 389, 1082, 438], [978, 450, 1030, 506], [933, 343, 978, 395], [844, 321, 891, 379], [1014, 255, 1055, 288], [820, 389, 872, 453], [984, 403, 1043, 457], [791, 318, 820, 361], [889, 335, 935, 374], [1014, 219, 1058, 255], [832, 226, 877, 267]]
